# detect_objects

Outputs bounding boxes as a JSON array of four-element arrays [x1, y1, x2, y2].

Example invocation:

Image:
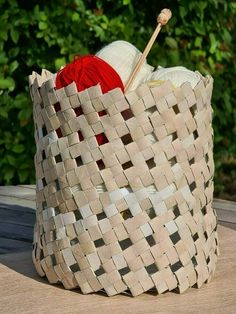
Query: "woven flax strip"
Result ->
[[29, 69, 219, 296]]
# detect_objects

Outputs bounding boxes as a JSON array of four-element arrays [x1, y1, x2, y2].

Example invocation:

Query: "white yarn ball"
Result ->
[[149, 66, 201, 88], [96, 40, 154, 91]]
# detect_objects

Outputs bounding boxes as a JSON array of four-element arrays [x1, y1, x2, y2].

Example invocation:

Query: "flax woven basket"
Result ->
[[29, 69, 219, 297]]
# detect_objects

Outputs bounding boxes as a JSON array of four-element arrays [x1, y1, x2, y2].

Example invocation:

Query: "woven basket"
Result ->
[[29, 69, 219, 296]]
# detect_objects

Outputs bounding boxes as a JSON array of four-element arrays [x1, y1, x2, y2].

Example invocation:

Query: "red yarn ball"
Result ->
[[55, 55, 124, 145], [56, 55, 124, 93]]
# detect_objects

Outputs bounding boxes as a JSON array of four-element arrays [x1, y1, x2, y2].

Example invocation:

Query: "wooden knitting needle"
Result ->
[[124, 8, 172, 93]]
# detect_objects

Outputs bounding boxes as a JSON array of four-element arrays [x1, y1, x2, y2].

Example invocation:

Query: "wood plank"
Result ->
[[0, 185, 36, 198], [18, 185, 36, 189], [0, 203, 35, 254], [0, 237, 32, 254], [0, 222, 33, 243], [0, 225, 235, 313], [0, 186, 35, 200], [213, 199, 236, 212], [0, 186, 36, 208], [213, 199, 236, 225], [0, 197, 36, 209], [216, 209, 236, 224], [218, 221, 236, 231], [0, 203, 35, 218]]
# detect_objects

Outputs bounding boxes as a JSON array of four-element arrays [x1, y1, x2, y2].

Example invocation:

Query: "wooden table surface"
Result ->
[[0, 185, 236, 313]]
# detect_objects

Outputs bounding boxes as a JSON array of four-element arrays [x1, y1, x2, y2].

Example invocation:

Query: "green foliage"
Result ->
[[0, 0, 235, 194]]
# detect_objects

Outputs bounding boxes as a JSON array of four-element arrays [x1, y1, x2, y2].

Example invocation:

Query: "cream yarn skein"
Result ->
[[149, 66, 201, 88], [96, 40, 154, 91]]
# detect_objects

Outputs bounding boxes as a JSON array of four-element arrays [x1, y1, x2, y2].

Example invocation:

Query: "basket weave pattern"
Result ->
[[29, 70, 219, 296]]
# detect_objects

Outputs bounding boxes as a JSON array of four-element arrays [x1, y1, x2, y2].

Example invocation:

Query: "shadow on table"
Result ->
[[0, 202, 35, 254], [0, 250, 143, 298], [0, 203, 54, 289], [0, 250, 87, 295]]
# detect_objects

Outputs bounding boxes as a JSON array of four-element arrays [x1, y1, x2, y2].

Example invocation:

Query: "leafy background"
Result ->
[[0, 0, 235, 199]]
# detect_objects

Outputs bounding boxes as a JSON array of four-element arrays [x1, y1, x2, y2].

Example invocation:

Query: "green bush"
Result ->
[[0, 0, 235, 195]]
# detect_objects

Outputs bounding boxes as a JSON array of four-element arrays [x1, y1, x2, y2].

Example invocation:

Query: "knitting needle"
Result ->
[[124, 8, 172, 93]]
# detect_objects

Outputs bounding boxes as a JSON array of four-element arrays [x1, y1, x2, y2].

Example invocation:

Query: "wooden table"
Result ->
[[0, 186, 236, 313]]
